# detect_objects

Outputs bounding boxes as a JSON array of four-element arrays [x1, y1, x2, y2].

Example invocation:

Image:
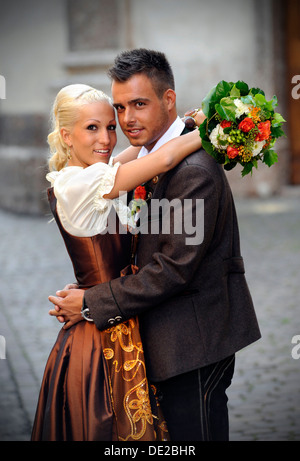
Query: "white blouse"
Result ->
[[46, 162, 133, 237]]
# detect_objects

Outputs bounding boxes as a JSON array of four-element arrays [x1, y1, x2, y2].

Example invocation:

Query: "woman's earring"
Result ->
[[67, 147, 72, 160]]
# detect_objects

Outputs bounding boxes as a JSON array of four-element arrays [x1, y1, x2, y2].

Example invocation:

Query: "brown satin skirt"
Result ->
[[31, 317, 168, 441]]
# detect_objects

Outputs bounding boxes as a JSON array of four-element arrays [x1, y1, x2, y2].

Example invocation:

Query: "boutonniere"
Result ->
[[131, 183, 151, 217]]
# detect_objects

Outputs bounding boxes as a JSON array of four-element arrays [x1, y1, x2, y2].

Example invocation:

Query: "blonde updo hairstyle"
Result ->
[[48, 84, 112, 171]]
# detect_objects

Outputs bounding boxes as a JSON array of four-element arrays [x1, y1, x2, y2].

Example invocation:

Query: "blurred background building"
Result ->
[[0, 0, 299, 215]]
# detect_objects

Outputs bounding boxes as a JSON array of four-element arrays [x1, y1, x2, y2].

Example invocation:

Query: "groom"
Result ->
[[49, 48, 261, 441]]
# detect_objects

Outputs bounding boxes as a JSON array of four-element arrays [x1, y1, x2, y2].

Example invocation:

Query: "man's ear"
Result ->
[[164, 88, 176, 111]]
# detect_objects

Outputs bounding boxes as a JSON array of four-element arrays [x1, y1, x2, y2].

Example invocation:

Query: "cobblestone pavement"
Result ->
[[0, 190, 300, 442]]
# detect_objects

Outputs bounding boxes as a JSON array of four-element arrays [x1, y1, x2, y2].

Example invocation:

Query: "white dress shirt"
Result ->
[[137, 116, 185, 158]]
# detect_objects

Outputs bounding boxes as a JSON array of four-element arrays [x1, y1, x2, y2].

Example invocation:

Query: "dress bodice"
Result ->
[[48, 188, 132, 288]]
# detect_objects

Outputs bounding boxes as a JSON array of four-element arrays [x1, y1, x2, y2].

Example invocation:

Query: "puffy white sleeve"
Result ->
[[46, 162, 130, 237]]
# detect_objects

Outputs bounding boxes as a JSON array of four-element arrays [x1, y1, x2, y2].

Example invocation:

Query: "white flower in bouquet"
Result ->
[[233, 99, 251, 118], [251, 140, 265, 157], [209, 124, 228, 150]]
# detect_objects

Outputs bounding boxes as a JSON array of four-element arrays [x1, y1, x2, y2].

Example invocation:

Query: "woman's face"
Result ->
[[66, 101, 117, 167]]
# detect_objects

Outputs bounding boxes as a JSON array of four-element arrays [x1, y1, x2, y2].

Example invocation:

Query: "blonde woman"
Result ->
[[31, 84, 203, 441]]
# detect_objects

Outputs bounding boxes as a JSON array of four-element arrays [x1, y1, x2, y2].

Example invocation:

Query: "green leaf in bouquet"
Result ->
[[224, 162, 237, 171], [202, 80, 232, 118], [199, 121, 209, 141], [202, 87, 217, 118], [253, 93, 267, 107], [235, 81, 249, 95], [263, 150, 278, 167], [241, 94, 255, 106], [215, 80, 233, 99], [268, 138, 276, 149], [241, 162, 254, 177], [254, 93, 278, 112], [229, 85, 241, 98], [215, 97, 237, 121], [201, 138, 215, 156], [218, 138, 229, 147], [272, 112, 286, 127], [270, 95, 278, 109], [249, 87, 265, 97], [271, 125, 286, 139], [214, 151, 226, 164], [201, 139, 225, 164]]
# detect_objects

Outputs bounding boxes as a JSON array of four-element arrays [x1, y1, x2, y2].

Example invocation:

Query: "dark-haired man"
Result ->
[[49, 48, 261, 441]]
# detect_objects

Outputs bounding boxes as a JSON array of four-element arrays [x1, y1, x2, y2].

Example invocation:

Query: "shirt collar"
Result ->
[[137, 116, 185, 158]]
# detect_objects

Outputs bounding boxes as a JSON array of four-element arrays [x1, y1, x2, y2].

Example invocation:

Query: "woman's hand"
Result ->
[[184, 108, 206, 128], [194, 109, 206, 126], [50, 283, 79, 323], [48, 288, 85, 329]]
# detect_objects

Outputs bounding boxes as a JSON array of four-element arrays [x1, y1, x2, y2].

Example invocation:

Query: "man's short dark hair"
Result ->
[[108, 48, 175, 98]]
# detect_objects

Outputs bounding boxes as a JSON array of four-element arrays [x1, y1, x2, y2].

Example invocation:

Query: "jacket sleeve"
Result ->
[[85, 163, 220, 330]]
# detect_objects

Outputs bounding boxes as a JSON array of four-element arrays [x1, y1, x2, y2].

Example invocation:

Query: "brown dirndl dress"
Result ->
[[31, 188, 168, 441]]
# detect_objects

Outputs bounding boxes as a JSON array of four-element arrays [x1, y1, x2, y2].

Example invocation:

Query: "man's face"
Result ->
[[112, 73, 173, 151]]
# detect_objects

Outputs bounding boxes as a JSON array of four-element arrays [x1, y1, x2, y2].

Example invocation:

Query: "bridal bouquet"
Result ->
[[198, 80, 285, 176]]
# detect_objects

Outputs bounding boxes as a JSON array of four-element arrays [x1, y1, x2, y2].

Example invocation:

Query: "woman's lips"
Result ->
[[93, 149, 110, 157]]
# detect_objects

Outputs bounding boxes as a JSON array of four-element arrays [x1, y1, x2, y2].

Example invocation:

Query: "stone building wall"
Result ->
[[0, 0, 291, 214]]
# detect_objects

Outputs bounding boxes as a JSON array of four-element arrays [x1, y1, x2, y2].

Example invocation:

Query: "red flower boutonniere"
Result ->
[[134, 185, 147, 201], [131, 183, 151, 216]]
